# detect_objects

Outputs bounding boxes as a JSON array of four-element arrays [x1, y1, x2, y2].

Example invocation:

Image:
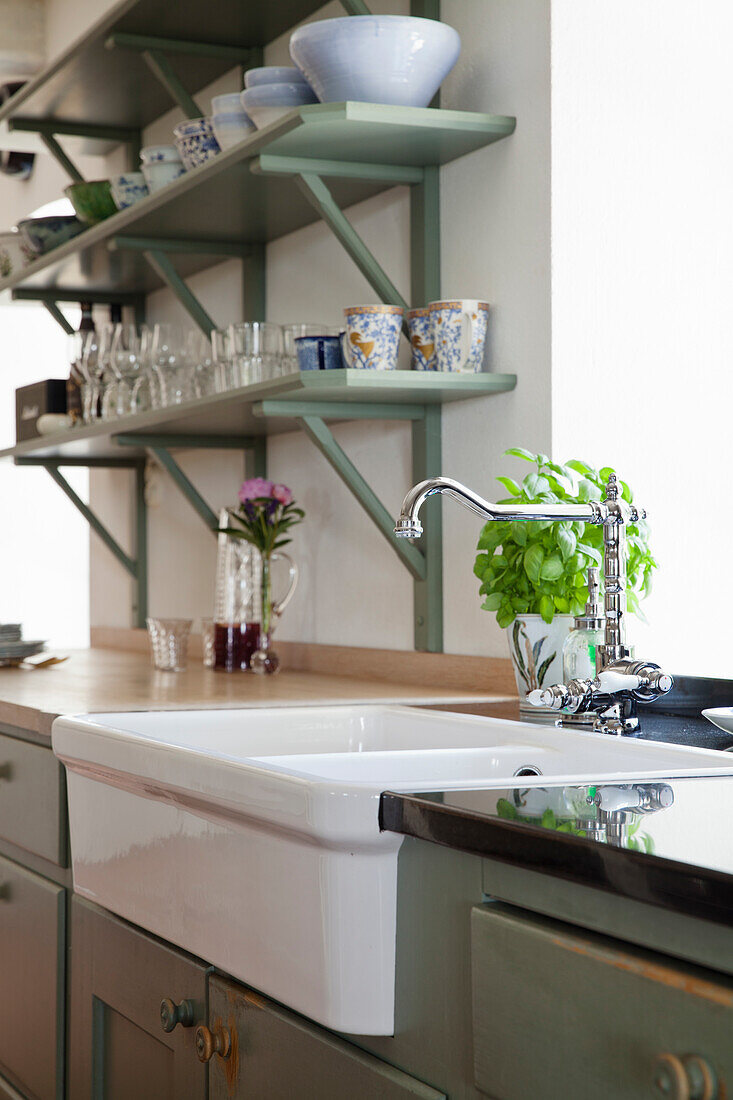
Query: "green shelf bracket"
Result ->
[[106, 32, 259, 64], [110, 236, 253, 259], [141, 250, 216, 335], [340, 0, 373, 13], [252, 399, 442, 650], [10, 118, 142, 183], [252, 154, 423, 186], [16, 457, 148, 627], [115, 433, 266, 535], [41, 301, 74, 336], [141, 49, 203, 121]]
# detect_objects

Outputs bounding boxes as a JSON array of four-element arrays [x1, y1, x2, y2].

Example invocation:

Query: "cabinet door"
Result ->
[[69, 898, 208, 1100], [0, 854, 64, 1100], [472, 903, 733, 1099], [206, 975, 445, 1100]]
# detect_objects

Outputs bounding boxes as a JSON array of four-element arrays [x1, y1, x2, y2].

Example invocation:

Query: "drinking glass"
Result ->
[[229, 322, 283, 386], [146, 617, 192, 672], [212, 328, 234, 392], [281, 323, 329, 375], [151, 324, 195, 406], [186, 330, 217, 398]]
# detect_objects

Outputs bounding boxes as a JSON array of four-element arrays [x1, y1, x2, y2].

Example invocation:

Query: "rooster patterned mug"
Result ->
[[406, 307, 436, 370], [429, 299, 490, 372], [342, 304, 403, 370]]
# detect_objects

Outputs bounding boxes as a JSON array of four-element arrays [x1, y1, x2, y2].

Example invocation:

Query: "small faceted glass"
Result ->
[[146, 617, 193, 672]]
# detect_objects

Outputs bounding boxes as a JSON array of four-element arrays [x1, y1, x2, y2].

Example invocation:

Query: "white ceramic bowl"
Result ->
[[140, 144, 180, 164], [141, 159, 185, 193], [240, 81, 318, 130], [244, 65, 309, 89], [289, 15, 461, 107], [211, 112, 256, 151], [212, 93, 249, 115]]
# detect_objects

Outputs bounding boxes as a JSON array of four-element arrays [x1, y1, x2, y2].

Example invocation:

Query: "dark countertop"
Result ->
[[382, 682, 733, 927]]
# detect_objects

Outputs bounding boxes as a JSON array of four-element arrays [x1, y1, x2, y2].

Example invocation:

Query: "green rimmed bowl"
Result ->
[[64, 180, 117, 225]]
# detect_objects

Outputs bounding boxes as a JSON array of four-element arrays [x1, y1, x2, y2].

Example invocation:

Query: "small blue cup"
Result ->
[[295, 335, 344, 371]]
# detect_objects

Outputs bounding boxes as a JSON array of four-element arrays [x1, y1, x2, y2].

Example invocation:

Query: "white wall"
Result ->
[[551, 0, 733, 676], [89, 0, 553, 657]]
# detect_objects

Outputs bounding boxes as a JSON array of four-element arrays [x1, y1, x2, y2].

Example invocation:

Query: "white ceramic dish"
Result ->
[[53, 704, 733, 1036], [244, 65, 310, 88], [211, 111, 256, 150], [702, 708, 733, 735], [140, 144, 180, 164], [240, 81, 318, 129]]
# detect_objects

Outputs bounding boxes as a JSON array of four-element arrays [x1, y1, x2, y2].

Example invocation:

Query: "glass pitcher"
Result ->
[[212, 509, 298, 672]]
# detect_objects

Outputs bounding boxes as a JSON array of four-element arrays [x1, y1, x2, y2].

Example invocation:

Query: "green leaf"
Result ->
[[523, 543, 544, 583], [522, 473, 551, 498], [496, 476, 521, 496], [496, 798, 519, 820], [497, 605, 515, 629], [504, 447, 536, 463], [557, 526, 577, 562], [540, 554, 563, 581], [481, 592, 503, 611], [577, 542, 602, 565], [477, 523, 506, 551], [566, 458, 593, 476], [541, 808, 557, 829], [473, 553, 490, 579], [539, 595, 555, 623], [577, 478, 602, 503]]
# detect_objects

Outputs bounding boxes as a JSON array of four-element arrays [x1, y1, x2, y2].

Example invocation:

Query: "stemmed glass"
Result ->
[[186, 330, 217, 398], [131, 326, 161, 413], [101, 323, 145, 419]]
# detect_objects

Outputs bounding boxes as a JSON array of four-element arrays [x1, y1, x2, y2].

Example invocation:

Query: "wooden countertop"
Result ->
[[0, 647, 514, 742]]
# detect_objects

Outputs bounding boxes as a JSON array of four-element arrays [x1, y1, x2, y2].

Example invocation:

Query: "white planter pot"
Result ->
[[505, 614, 574, 722]]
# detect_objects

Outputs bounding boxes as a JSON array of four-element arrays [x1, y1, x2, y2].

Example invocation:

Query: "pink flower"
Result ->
[[271, 483, 292, 505], [238, 477, 274, 503]]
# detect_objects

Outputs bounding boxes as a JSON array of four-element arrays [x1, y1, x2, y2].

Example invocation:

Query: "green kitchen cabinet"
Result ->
[[68, 897, 209, 1100], [471, 902, 733, 1099], [204, 974, 446, 1100]]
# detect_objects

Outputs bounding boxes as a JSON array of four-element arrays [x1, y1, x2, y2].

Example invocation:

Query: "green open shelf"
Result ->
[[0, 103, 515, 301], [2, 370, 517, 462]]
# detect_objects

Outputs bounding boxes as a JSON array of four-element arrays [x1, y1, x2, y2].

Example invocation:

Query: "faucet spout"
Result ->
[[395, 476, 601, 536]]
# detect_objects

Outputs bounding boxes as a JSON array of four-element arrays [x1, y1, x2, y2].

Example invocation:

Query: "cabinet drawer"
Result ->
[[69, 898, 209, 1100], [0, 854, 65, 1100], [207, 975, 446, 1100], [472, 903, 733, 1099], [0, 732, 66, 865]]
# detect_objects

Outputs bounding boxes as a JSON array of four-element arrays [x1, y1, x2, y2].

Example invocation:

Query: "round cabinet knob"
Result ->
[[653, 1053, 717, 1100], [195, 1023, 231, 1063], [160, 997, 195, 1033]]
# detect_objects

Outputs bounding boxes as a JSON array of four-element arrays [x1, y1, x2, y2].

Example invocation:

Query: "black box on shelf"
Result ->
[[15, 379, 67, 442]]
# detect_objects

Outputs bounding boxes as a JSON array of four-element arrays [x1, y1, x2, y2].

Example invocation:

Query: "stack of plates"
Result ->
[[0, 623, 45, 666]]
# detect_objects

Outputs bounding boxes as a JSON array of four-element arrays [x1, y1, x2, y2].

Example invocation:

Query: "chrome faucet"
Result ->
[[395, 473, 672, 735]]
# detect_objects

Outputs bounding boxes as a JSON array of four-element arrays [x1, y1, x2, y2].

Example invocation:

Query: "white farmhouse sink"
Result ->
[[53, 705, 733, 1035]]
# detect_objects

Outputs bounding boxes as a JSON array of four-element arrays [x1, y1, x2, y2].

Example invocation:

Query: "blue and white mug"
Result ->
[[406, 307, 436, 370], [342, 304, 403, 370], [428, 299, 490, 372]]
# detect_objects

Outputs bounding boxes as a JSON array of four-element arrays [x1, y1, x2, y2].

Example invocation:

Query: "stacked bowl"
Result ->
[[140, 145, 185, 193], [211, 93, 256, 151], [241, 65, 317, 129], [173, 117, 221, 170]]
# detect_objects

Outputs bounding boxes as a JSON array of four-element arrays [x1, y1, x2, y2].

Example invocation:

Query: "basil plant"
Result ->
[[473, 448, 657, 629]]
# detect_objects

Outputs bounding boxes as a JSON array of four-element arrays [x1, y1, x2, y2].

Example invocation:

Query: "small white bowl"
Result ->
[[240, 81, 318, 130], [212, 112, 256, 151], [109, 171, 149, 210], [140, 144, 180, 164], [244, 66, 310, 89], [212, 93, 249, 115], [141, 159, 185, 193]]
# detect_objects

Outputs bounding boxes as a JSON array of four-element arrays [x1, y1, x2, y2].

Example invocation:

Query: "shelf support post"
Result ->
[[42, 301, 75, 335], [411, 404, 443, 651], [35, 459, 148, 628], [142, 49, 203, 120], [142, 250, 216, 335], [291, 172, 409, 311], [38, 131, 84, 183]]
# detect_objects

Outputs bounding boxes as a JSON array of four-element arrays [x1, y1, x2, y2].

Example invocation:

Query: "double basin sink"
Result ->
[[53, 704, 733, 1035]]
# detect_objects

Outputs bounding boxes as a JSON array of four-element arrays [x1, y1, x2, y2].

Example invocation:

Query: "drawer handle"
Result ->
[[160, 997, 195, 1033], [195, 1023, 231, 1063], [653, 1053, 717, 1100]]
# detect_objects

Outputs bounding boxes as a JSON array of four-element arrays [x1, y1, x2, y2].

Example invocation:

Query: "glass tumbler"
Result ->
[[146, 617, 193, 671], [229, 322, 283, 385]]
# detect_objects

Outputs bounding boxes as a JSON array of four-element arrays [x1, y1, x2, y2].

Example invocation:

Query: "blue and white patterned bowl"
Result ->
[[289, 15, 461, 108], [141, 159, 185, 193], [342, 305, 403, 370], [140, 144, 180, 164], [16, 215, 85, 255], [173, 117, 221, 170], [109, 171, 149, 210], [244, 66, 310, 89]]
